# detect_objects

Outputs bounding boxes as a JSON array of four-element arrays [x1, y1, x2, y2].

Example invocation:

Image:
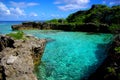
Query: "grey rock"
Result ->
[[0, 35, 46, 80], [6, 55, 17, 65]]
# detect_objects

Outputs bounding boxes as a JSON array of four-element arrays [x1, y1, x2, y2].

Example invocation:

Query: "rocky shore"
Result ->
[[12, 22, 42, 30], [88, 35, 120, 80], [12, 22, 111, 33], [0, 35, 46, 80]]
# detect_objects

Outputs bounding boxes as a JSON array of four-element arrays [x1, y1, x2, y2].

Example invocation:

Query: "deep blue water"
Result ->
[[0, 21, 113, 80]]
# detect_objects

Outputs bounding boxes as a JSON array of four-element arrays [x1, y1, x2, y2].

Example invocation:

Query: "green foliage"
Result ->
[[67, 11, 86, 23], [46, 19, 59, 23], [46, 18, 67, 24], [102, 5, 120, 24], [6, 31, 24, 40], [115, 47, 120, 53], [67, 4, 110, 24], [109, 24, 120, 33], [107, 67, 116, 74], [118, 73, 120, 80], [85, 5, 110, 24], [67, 4, 120, 25], [45, 4, 120, 33]]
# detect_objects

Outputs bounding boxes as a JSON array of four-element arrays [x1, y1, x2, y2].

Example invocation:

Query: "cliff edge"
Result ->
[[0, 35, 46, 80]]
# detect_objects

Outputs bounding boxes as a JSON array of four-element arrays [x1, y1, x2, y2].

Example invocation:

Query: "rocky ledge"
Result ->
[[0, 35, 46, 80], [12, 22, 42, 30]]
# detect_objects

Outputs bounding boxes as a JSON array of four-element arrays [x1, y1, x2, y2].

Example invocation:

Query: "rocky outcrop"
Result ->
[[0, 35, 46, 80], [0, 35, 14, 51], [88, 35, 120, 80], [12, 22, 42, 30], [12, 22, 110, 33]]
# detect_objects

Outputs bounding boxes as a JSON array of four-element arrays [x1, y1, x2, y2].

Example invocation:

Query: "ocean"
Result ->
[[0, 21, 113, 80], [0, 21, 26, 34]]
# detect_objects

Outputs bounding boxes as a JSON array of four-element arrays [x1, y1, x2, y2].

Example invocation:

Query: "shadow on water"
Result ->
[[36, 39, 113, 80], [86, 32, 101, 35], [81, 42, 111, 80]]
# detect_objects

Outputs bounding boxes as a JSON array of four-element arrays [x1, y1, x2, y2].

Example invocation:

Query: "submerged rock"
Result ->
[[0, 35, 46, 80]]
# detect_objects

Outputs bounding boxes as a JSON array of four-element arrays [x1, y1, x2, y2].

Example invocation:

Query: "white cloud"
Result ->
[[0, 2, 26, 18], [110, 1, 120, 5], [27, 3, 39, 6], [29, 12, 38, 17], [54, 0, 90, 11], [10, 7, 26, 16], [0, 2, 40, 19], [103, 0, 120, 5], [54, 1, 62, 4], [0, 2, 10, 15], [10, 1, 39, 8], [58, 4, 86, 11]]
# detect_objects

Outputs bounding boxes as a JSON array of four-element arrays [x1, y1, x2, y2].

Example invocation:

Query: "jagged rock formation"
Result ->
[[12, 22, 42, 30], [0, 36, 14, 51], [11, 22, 110, 33], [0, 35, 46, 80]]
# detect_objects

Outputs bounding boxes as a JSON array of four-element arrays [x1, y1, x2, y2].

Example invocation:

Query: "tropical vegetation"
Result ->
[[46, 4, 120, 33], [6, 31, 24, 40]]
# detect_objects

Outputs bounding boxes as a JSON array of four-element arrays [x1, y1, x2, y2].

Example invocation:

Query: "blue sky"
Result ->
[[0, 0, 120, 21]]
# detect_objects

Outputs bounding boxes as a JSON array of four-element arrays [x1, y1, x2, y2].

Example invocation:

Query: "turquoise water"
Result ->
[[0, 22, 113, 80], [0, 21, 24, 34], [23, 30, 113, 80]]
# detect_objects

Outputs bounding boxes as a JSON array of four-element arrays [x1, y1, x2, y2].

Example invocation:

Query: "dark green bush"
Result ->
[[107, 67, 116, 74], [115, 47, 120, 54], [109, 24, 120, 33]]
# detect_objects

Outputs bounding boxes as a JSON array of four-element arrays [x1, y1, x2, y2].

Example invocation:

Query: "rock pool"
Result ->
[[23, 30, 113, 80]]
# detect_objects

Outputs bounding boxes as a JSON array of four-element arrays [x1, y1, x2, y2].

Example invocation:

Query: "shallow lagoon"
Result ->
[[0, 22, 114, 80], [23, 30, 113, 80]]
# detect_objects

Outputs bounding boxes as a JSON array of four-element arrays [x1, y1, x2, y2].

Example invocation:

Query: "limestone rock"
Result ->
[[7, 55, 17, 65], [12, 22, 42, 30], [0, 35, 14, 51], [0, 35, 46, 80]]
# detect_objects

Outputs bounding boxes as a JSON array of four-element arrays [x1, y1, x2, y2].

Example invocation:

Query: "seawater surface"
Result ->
[[23, 30, 113, 80], [0, 22, 113, 80], [0, 21, 23, 34]]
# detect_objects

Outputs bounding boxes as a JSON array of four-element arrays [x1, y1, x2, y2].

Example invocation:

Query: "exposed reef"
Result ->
[[0, 35, 46, 80]]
